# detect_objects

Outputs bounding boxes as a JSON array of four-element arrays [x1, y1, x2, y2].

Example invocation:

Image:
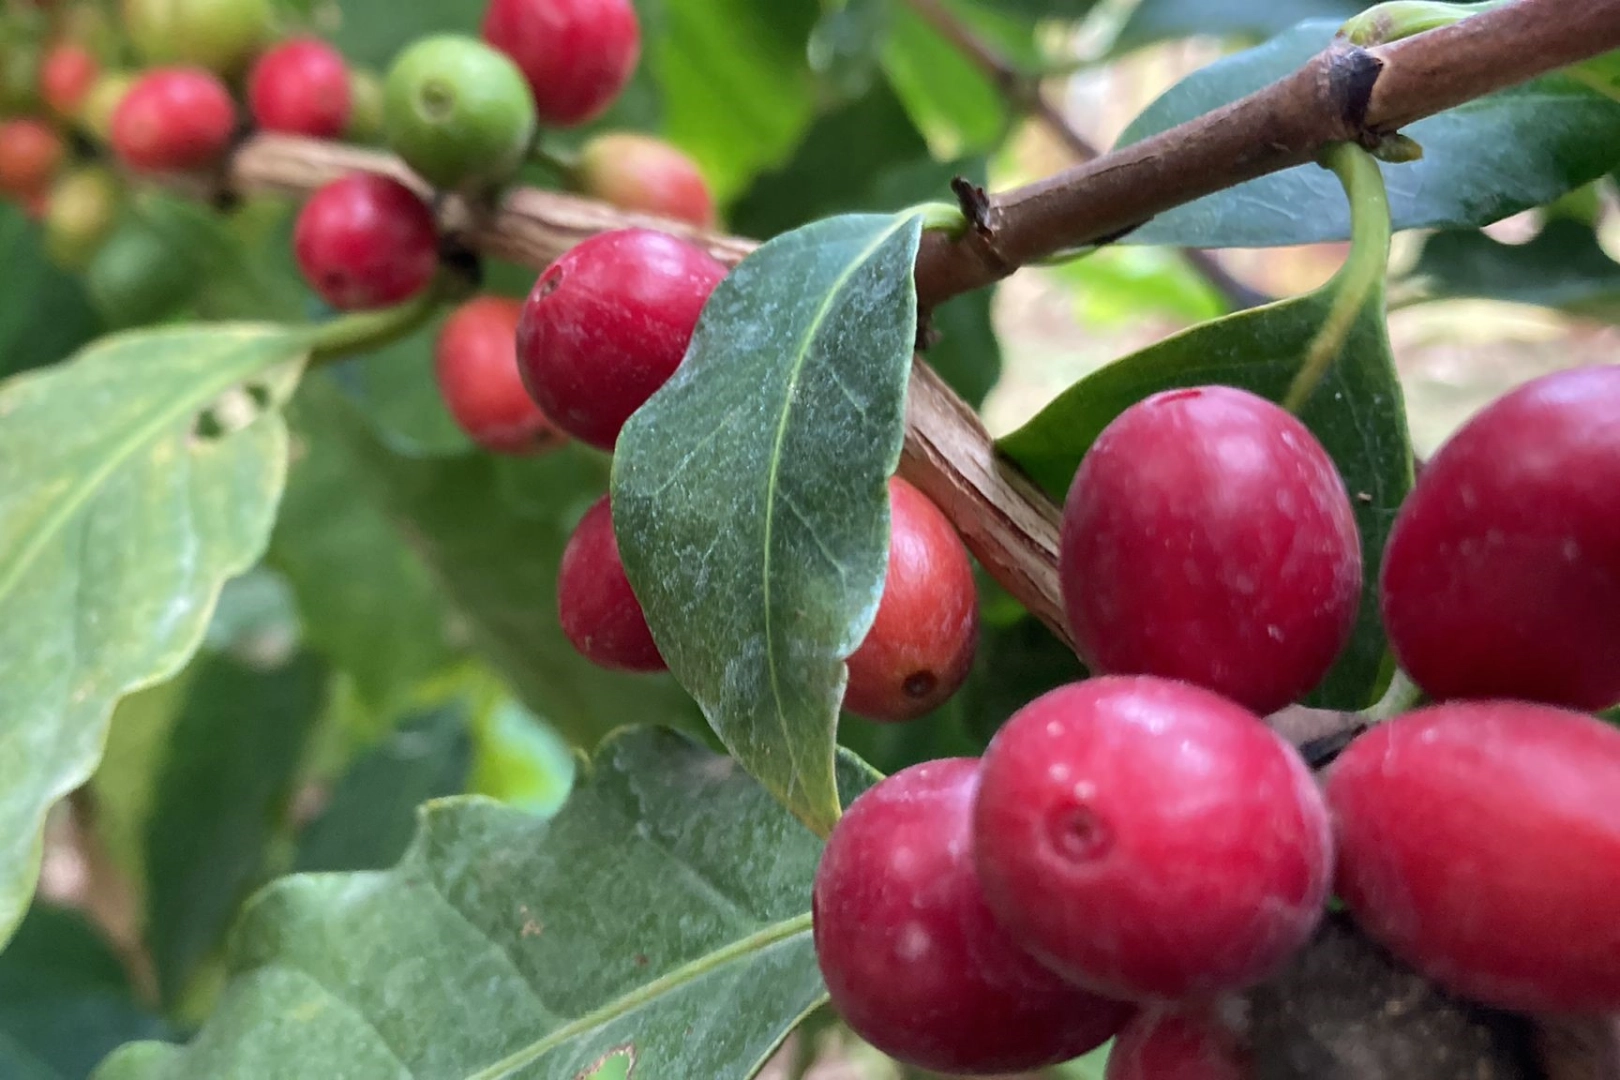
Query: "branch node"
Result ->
[[1327, 42, 1387, 133], [950, 176, 993, 237]]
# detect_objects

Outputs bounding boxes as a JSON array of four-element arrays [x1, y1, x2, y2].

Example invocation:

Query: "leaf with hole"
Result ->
[[0, 324, 307, 948], [94, 729, 878, 1080], [1118, 21, 1620, 247], [613, 211, 923, 836]]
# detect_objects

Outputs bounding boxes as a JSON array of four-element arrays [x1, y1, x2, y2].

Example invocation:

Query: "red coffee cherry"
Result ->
[[1380, 365, 1620, 710], [516, 228, 726, 452], [482, 0, 639, 127], [844, 477, 978, 722], [109, 67, 236, 173], [248, 38, 352, 138], [1107, 1008, 1251, 1080], [813, 758, 1134, 1074], [1327, 700, 1620, 1014], [293, 173, 439, 311], [40, 42, 98, 118], [974, 675, 1332, 1002], [577, 131, 715, 228], [1060, 385, 1361, 715], [435, 296, 564, 455], [0, 119, 64, 200], [557, 495, 665, 672]]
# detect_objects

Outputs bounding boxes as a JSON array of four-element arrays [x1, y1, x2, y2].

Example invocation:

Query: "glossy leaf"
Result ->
[[1408, 219, 1620, 319], [613, 212, 924, 835], [0, 325, 307, 947], [1000, 267, 1410, 709], [1119, 22, 1620, 247], [290, 378, 705, 749], [295, 704, 473, 874], [95, 729, 878, 1080], [882, 0, 1007, 156], [0, 904, 165, 1080], [1115, 0, 1367, 51], [145, 652, 329, 1008]]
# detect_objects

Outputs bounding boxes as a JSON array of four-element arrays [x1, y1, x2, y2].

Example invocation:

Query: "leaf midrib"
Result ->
[[0, 330, 300, 609], [757, 216, 915, 815], [466, 912, 815, 1080]]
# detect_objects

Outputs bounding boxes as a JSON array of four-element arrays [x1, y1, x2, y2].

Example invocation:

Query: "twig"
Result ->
[[901, 0, 1269, 310]]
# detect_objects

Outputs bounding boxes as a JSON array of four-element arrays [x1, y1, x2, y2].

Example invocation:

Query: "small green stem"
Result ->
[[1340, 0, 1508, 46], [1280, 143, 1392, 414], [306, 283, 446, 367], [1359, 668, 1424, 723]]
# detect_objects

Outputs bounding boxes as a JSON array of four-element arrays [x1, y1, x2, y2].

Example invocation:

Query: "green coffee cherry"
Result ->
[[0, 46, 42, 116], [346, 67, 386, 143], [44, 167, 123, 270], [123, 0, 274, 75], [87, 214, 203, 328], [383, 35, 536, 192]]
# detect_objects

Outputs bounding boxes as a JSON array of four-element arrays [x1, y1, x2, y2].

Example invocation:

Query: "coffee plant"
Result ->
[[0, 0, 1617, 1077]]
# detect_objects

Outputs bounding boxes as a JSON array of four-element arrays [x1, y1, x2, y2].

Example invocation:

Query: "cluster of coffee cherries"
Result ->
[[814, 368, 1620, 1076]]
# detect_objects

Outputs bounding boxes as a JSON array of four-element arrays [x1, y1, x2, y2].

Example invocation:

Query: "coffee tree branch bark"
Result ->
[[193, 0, 1620, 699], [899, 0, 1269, 310]]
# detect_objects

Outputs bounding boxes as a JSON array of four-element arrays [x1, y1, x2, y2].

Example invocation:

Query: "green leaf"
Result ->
[[1119, 21, 1620, 247], [882, 1, 1008, 157], [295, 703, 473, 873], [613, 212, 924, 835], [0, 204, 102, 380], [1000, 250, 1411, 709], [969, 0, 1104, 19], [270, 392, 459, 714], [468, 697, 577, 817], [1115, 0, 1368, 51], [649, 0, 820, 201], [95, 729, 878, 1080], [0, 904, 165, 1080], [289, 378, 705, 749], [1408, 219, 1620, 319], [0, 324, 307, 947], [145, 652, 329, 1008], [807, 0, 892, 103]]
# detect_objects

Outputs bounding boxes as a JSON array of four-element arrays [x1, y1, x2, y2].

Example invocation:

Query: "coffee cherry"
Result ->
[[435, 296, 564, 455], [110, 67, 236, 173], [577, 132, 715, 228], [345, 68, 385, 143], [123, 0, 272, 75], [1060, 386, 1361, 715], [293, 174, 439, 311], [86, 216, 201, 328], [0, 119, 63, 200], [383, 35, 535, 192], [844, 477, 978, 722], [1380, 365, 1620, 710], [1327, 700, 1620, 1014], [43, 165, 120, 269], [39, 42, 97, 118], [516, 228, 726, 451], [482, 0, 639, 127], [80, 71, 133, 142], [248, 38, 351, 138], [974, 675, 1332, 1001], [0, 46, 42, 114], [1107, 1008, 1251, 1080], [814, 758, 1134, 1074], [557, 495, 665, 672]]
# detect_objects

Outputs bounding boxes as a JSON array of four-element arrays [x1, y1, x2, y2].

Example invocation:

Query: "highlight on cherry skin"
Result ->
[[812, 758, 1135, 1075], [434, 296, 564, 455], [973, 675, 1333, 1002], [292, 172, 440, 312], [1060, 384, 1362, 715], [515, 227, 728, 452], [1379, 363, 1620, 711], [1327, 698, 1620, 1015], [843, 475, 979, 723], [557, 495, 666, 673]]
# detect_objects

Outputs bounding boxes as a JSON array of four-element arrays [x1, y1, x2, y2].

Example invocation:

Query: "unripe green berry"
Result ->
[[44, 165, 121, 269], [345, 67, 385, 143], [383, 35, 535, 192], [80, 71, 134, 142], [123, 0, 273, 76], [86, 214, 202, 328]]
